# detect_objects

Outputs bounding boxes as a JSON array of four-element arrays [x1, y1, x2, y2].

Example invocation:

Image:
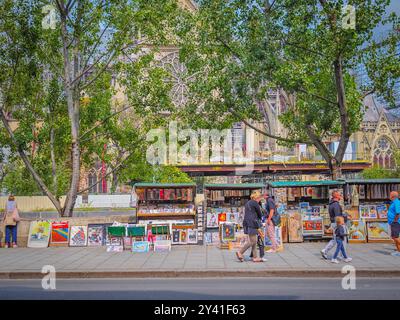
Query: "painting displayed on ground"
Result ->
[[288, 211, 303, 242], [366, 222, 391, 242], [87, 224, 105, 246], [154, 240, 172, 252], [220, 223, 235, 242], [132, 241, 150, 253], [69, 226, 88, 247], [348, 220, 367, 243], [264, 226, 283, 251], [50, 221, 69, 245], [106, 237, 123, 252], [27, 220, 51, 248]]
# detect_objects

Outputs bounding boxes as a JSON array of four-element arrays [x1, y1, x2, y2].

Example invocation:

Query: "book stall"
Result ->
[[133, 182, 198, 246], [203, 183, 264, 248], [345, 179, 400, 243], [267, 180, 346, 242]]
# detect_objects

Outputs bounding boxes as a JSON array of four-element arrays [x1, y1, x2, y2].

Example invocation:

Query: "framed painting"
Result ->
[[348, 220, 367, 243], [106, 237, 123, 252], [27, 220, 51, 248], [376, 204, 388, 219], [50, 221, 69, 246], [368, 205, 378, 219], [87, 224, 105, 246], [226, 212, 238, 224], [69, 226, 88, 247], [132, 241, 150, 253], [367, 222, 391, 242], [302, 216, 323, 237], [123, 236, 132, 250], [179, 229, 188, 244], [359, 205, 370, 219], [206, 212, 218, 228], [154, 240, 171, 252], [220, 223, 235, 243], [187, 229, 198, 244], [288, 211, 303, 242]]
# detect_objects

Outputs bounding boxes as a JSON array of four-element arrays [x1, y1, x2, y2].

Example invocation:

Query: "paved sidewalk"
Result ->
[[0, 243, 399, 278]]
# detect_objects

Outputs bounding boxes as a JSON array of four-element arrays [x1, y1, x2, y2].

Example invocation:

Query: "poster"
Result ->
[[264, 226, 283, 251], [206, 212, 218, 228], [132, 241, 150, 253], [123, 236, 132, 250], [218, 212, 227, 223], [69, 226, 88, 247], [172, 230, 180, 244], [302, 216, 323, 237], [368, 205, 378, 219], [226, 212, 238, 224], [179, 229, 188, 244], [377, 204, 388, 219], [106, 237, 123, 252], [288, 211, 303, 242], [348, 220, 367, 243], [187, 229, 198, 244], [50, 221, 69, 245], [220, 223, 235, 242], [27, 220, 51, 248], [367, 222, 391, 241], [87, 224, 105, 246]]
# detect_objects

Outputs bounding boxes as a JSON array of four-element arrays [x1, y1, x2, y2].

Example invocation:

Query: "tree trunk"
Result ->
[[50, 127, 58, 199], [0, 109, 63, 213]]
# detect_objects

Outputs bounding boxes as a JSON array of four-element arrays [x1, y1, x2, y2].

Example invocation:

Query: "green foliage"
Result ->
[[361, 151, 400, 179]]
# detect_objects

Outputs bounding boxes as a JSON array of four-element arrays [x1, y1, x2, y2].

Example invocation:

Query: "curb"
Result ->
[[1, 269, 400, 279]]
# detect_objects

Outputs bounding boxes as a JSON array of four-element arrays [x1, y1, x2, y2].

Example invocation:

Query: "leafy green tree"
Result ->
[[0, 0, 181, 215], [177, 0, 399, 178]]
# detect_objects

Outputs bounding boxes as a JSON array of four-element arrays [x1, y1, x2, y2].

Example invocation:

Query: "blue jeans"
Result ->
[[5, 225, 17, 244], [333, 239, 348, 260]]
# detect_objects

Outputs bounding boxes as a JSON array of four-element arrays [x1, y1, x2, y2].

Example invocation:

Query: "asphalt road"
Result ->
[[0, 277, 399, 300]]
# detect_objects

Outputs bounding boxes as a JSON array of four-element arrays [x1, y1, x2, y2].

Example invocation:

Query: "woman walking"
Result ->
[[236, 191, 264, 262], [2, 195, 20, 248]]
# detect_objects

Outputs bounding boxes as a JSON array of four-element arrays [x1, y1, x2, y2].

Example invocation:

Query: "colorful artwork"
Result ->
[[369, 205, 378, 219], [87, 224, 105, 246], [132, 241, 150, 253], [172, 230, 180, 244], [302, 216, 323, 237], [220, 223, 235, 242], [187, 229, 198, 244], [69, 226, 88, 247], [226, 212, 238, 224], [288, 211, 303, 242], [206, 212, 218, 228], [50, 221, 69, 245], [218, 212, 227, 223], [123, 236, 132, 250], [376, 204, 388, 219], [180, 229, 188, 244], [27, 220, 51, 248], [264, 226, 283, 251], [367, 222, 391, 241], [359, 205, 378, 219], [348, 220, 367, 243]]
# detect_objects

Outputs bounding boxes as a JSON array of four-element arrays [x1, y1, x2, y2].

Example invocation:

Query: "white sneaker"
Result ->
[[344, 257, 353, 263], [331, 259, 339, 264], [321, 249, 328, 260], [391, 252, 400, 257]]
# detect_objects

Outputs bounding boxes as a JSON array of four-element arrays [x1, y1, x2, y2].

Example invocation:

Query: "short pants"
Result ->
[[390, 222, 400, 239]]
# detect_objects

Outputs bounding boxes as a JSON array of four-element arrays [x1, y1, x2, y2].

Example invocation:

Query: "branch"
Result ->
[[79, 104, 133, 140], [78, 151, 135, 194]]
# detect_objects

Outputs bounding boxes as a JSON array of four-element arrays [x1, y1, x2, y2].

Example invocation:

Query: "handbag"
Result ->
[[271, 213, 281, 227]]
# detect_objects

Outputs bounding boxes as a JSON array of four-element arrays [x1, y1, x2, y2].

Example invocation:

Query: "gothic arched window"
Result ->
[[373, 137, 395, 169], [88, 170, 98, 194]]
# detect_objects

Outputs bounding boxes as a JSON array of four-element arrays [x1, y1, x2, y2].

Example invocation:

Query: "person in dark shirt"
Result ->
[[236, 191, 264, 262], [331, 216, 352, 263], [321, 191, 346, 260]]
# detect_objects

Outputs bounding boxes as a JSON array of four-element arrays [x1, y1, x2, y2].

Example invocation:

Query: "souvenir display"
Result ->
[[138, 204, 195, 215], [50, 221, 69, 245], [144, 187, 193, 201], [27, 220, 51, 248], [366, 222, 391, 242], [69, 226, 88, 247], [360, 205, 378, 219], [87, 224, 106, 246], [349, 183, 400, 201], [132, 241, 150, 253], [348, 220, 367, 243], [288, 211, 303, 242]]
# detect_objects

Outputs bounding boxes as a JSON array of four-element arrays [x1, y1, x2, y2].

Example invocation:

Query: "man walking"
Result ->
[[321, 191, 345, 260], [264, 192, 279, 253], [388, 191, 400, 257]]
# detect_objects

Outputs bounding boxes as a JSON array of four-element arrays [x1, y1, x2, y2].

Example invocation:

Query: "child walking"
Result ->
[[331, 216, 352, 264]]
